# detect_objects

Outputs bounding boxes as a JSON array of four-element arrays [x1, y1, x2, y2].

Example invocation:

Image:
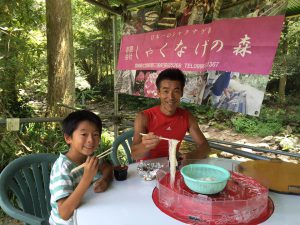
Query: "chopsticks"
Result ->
[[139, 133, 179, 142], [70, 147, 112, 174]]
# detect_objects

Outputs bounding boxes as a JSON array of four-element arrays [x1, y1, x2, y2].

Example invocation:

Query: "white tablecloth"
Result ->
[[75, 158, 300, 225]]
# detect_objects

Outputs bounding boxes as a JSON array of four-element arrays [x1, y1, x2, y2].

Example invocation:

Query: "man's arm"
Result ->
[[183, 113, 210, 159], [131, 111, 160, 160]]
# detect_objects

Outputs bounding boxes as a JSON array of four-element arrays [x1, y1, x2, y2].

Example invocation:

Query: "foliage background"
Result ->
[[0, 0, 299, 171], [0, 0, 299, 221]]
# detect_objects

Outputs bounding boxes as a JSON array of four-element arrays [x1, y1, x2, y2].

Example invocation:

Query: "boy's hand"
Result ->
[[83, 156, 99, 183], [93, 178, 109, 193]]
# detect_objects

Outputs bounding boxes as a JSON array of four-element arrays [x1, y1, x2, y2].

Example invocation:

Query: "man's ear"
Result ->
[[64, 134, 72, 145]]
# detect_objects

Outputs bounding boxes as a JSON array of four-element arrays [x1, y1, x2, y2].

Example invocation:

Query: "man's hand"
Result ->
[[142, 132, 160, 150]]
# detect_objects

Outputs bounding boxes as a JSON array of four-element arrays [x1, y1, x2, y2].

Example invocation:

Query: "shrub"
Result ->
[[0, 123, 114, 172], [231, 116, 258, 134], [256, 122, 282, 137], [231, 115, 283, 137]]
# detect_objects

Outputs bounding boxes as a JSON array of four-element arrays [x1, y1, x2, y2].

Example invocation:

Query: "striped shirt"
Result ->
[[49, 153, 101, 225]]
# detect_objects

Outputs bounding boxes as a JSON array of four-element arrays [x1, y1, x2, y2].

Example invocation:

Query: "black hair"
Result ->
[[62, 110, 102, 136], [155, 68, 186, 91]]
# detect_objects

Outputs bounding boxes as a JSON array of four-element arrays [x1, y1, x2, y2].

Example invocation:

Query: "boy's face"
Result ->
[[158, 79, 183, 116], [65, 121, 100, 156]]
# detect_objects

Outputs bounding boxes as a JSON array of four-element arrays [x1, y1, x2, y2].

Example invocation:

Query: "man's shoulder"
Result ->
[[142, 106, 160, 118], [143, 105, 159, 113], [177, 107, 190, 115]]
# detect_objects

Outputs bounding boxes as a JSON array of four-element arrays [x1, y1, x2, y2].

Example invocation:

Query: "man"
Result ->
[[131, 68, 210, 161]]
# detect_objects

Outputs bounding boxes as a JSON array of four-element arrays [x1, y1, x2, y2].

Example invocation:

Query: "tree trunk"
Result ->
[[105, 42, 109, 77], [213, 0, 224, 19], [96, 41, 101, 83], [279, 74, 287, 103], [46, 0, 75, 117], [109, 42, 113, 76], [1, 57, 19, 117], [109, 43, 113, 91], [279, 20, 288, 104], [88, 42, 98, 88], [0, 24, 20, 117], [99, 48, 103, 82]]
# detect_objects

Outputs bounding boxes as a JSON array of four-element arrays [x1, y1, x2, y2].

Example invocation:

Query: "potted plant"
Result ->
[[114, 164, 128, 181]]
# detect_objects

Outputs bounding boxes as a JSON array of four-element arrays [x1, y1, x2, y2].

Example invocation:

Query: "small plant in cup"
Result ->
[[114, 164, 128, 181]]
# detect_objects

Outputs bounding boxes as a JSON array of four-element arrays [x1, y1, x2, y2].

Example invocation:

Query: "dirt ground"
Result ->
[[0, 217, 22, 225]]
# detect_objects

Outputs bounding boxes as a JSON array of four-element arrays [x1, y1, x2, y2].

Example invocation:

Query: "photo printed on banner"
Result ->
[[116, 0, 288, 116], [202, 71, 269, 116], [181, 72, 207, 105], [115, 70, 136, 95], [133, 70, 158, 97], [217, 0, 287, 19]]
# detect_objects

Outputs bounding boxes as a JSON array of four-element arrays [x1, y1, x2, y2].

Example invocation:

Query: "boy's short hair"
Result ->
[[62, 110, 102, 136], [156, 68, 186, 91]]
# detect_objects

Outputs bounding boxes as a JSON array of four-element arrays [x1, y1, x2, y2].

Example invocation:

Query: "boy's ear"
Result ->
[[64, 134, 72, 144]]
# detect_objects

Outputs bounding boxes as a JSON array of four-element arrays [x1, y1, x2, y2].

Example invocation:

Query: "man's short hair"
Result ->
[[156, 68, 186, 91], [62, 110, 102, 136]]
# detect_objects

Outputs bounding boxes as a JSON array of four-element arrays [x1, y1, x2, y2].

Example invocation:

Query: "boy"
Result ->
[[49, 110, 113, 225]]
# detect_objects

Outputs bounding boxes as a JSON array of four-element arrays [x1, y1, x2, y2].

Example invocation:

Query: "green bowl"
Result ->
[[180, 164, 230, 194]]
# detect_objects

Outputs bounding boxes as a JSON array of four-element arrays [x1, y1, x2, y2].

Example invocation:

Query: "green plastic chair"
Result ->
[[111, 129, 135, 166], [0, 153, 58, 225]]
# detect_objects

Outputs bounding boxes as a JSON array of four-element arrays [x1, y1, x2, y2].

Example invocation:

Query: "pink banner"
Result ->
[[117, 16, 284, 75]]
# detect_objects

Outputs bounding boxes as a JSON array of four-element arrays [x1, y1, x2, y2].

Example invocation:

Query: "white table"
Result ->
[[75, 158, 300, 225]]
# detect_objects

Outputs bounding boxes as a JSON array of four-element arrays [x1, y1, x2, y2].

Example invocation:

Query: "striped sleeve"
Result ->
[[50, 157, 73, 202], [49, 154, 81, 225]]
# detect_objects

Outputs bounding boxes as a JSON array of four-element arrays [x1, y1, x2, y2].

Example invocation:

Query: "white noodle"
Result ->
[[168, 139, 179, 189]]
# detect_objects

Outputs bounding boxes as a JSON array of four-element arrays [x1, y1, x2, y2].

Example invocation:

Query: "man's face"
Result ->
[[158, 79, 183, 116]]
